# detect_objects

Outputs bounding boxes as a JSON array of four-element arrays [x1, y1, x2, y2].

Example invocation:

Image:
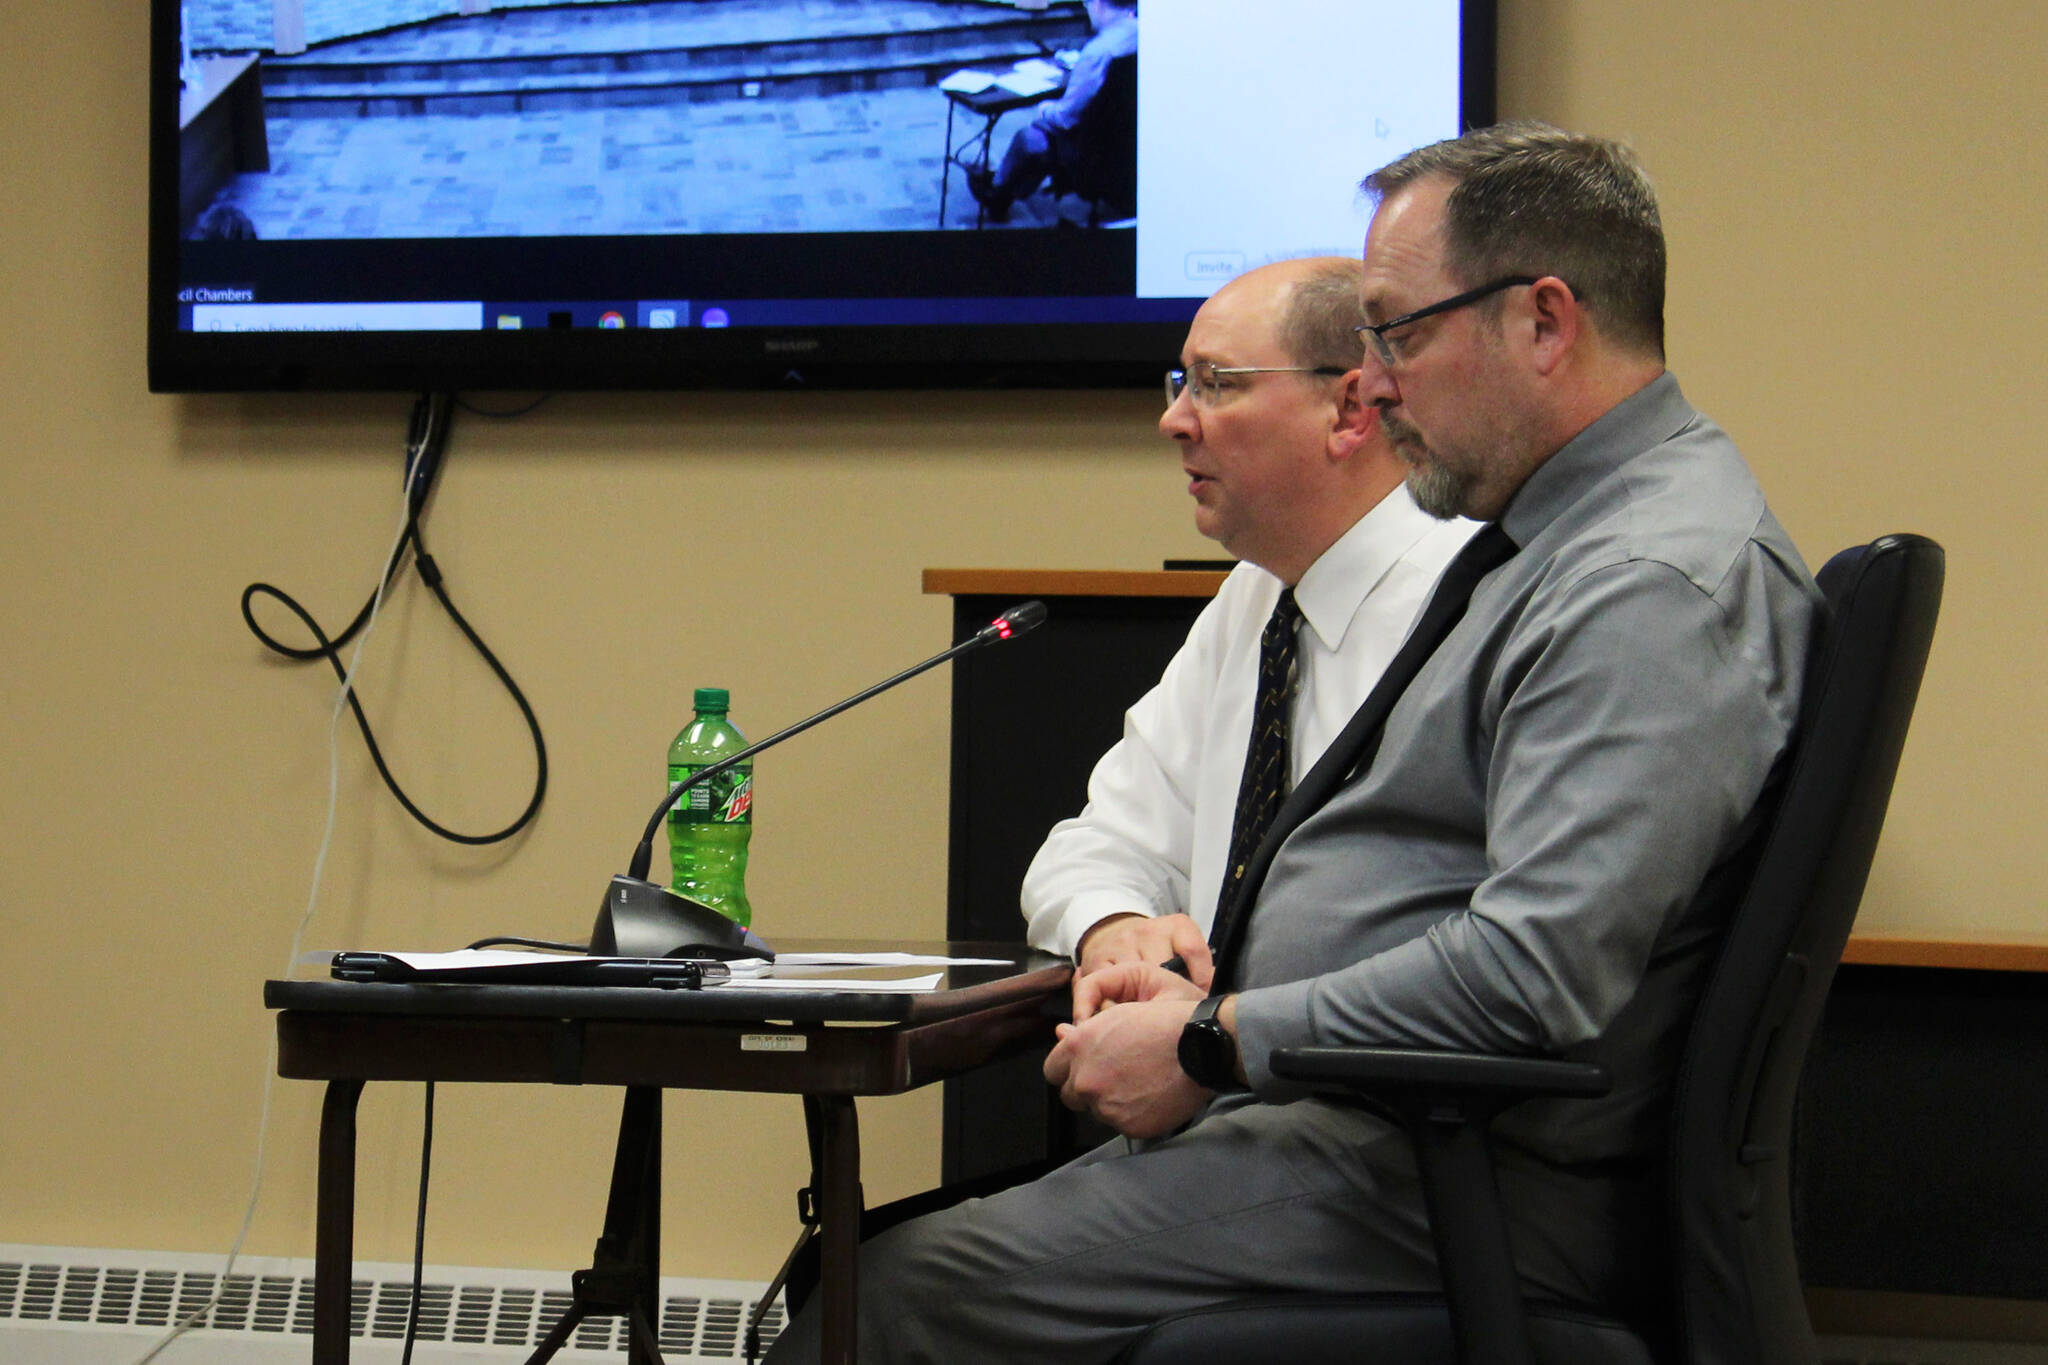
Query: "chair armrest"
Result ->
[[1270, 1046, 1611, 1113], [1265, 1047, 1613, 1365]]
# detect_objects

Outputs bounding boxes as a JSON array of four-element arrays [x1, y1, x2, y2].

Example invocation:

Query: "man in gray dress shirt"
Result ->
[[765, 122, 1823, 1365]]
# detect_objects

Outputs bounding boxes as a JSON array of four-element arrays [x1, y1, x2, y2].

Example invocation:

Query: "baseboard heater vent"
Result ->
[[0, 1244, 783, 1361]]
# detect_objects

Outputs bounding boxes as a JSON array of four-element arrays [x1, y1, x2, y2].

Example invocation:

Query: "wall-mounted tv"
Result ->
[[151, 0, 1495, 392]]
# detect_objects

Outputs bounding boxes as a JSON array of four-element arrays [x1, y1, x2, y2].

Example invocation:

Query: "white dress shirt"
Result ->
[[1021, 487, 1479, 958]]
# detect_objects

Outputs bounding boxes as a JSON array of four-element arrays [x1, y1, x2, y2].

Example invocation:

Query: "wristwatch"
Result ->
[[1177, 994, 1243, 1091]]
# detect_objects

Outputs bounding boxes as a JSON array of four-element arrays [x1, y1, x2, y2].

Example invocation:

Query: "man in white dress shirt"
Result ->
[[767, 254, 1476, 1364], [1022, 254, 1477, 986]]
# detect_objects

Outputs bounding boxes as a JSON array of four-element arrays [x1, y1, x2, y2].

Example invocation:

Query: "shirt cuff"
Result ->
[[1052, 892, 1159, 961], [1228, 977, 1320, 1098]]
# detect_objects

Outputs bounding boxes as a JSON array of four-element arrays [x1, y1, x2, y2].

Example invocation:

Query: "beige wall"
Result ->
[[1, 0, 2041, 1281]]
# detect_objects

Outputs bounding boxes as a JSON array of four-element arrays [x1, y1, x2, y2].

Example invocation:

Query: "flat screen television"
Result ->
[[150, 0, 1495, 392]]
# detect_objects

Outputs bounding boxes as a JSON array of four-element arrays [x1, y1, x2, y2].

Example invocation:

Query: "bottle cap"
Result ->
[[694, 687, 730, 712]]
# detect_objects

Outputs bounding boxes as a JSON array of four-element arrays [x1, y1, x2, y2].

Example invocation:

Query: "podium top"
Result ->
[[923, 568, 1229, 599]]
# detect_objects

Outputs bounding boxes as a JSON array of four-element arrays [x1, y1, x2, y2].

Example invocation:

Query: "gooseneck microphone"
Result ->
[[589, 600, 1048, 959]]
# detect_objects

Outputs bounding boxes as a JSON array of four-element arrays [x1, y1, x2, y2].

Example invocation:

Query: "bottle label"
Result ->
[[669, 766, 752, 825]]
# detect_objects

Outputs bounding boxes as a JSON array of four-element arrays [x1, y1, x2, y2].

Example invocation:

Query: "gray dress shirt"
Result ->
[[1230, 372, 1824, 1172]]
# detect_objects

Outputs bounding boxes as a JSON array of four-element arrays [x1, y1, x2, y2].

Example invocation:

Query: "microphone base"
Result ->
[[590, 875, 774, 960]]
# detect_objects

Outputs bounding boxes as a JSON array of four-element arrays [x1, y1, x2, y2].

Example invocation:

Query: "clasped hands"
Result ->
[[1043, 913, 1217, 1139]]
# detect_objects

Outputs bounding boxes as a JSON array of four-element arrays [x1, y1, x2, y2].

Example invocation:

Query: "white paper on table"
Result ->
[[304, 951, 998, 971], [307, 949, 754, 972], [707, 972, 945, 993], [302, 950, 994, 993], [939, 68, 996, 94], [302, 949, 574, 970], [767, 952, 1010, 968], [711, 951, 1015, 994], [995, 67, 1060, 97]]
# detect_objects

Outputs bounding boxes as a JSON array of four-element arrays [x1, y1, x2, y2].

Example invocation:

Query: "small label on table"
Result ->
[[741, 1034, 807, 1052]]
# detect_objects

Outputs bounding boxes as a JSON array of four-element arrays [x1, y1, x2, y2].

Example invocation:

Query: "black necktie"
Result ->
[[1207, 588, 1303, 959], [1209, 524, 1520, 989]]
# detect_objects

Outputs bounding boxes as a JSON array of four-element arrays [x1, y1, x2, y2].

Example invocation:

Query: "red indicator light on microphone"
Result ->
[[992, 616, 1013, 638]]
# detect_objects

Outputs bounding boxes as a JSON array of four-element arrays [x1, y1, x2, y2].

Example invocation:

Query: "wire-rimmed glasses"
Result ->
[[1165, 361, 1350, 407]]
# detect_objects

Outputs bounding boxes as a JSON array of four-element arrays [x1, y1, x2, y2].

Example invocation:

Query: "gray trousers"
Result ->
[[763, 1096, 1636, 1364]]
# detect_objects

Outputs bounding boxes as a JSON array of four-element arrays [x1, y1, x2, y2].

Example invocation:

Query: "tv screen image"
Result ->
[[151, 0, 1493, 391]]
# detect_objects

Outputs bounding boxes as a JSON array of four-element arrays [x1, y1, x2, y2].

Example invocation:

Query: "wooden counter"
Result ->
[[1840, 934, 2048, 973]]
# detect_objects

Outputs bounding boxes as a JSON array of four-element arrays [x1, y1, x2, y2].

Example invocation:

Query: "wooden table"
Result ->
[[266, 941, 1071, 1364], [938, 74, 1064, 228]]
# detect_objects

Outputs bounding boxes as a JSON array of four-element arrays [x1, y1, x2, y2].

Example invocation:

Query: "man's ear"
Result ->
[[1525, 275, 1580, 377], [1327, 369, 1376, 460]]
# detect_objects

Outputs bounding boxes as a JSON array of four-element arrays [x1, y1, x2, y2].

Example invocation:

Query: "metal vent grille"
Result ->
[[0, 1247, 782, 1359]]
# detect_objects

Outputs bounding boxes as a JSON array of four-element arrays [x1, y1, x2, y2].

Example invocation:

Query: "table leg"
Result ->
[[970, 114, 996, 228], [939, 99, 957, 227], [314, 1078, 366, 1365], [807, 1095, 862, 1365], [527, 1087, 666, 1365]]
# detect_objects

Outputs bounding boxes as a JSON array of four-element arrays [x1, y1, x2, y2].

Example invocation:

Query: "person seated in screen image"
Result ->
[[966, 0, 1138, 222], [765, 124, 1823, 1365], [189, 201, 257, 240]]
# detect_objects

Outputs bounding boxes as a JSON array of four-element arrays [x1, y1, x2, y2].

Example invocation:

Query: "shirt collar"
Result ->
[[1500, 371, 1693, 548], [1292, 484, 1472, 652]]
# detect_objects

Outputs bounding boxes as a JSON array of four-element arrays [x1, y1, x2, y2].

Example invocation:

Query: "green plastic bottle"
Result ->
[[667, 687, 754, 926]]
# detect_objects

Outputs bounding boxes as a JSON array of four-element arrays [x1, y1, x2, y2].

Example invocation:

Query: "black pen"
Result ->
[[1159, 955, 1190, 979]]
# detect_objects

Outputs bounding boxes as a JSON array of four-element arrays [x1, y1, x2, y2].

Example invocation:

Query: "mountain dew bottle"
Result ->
[[667, 687, 754, 926]]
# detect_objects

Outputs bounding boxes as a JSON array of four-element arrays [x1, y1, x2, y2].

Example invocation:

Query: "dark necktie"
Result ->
[[1207, 588, 1304, 960], [1209, 523, 1520, 989]]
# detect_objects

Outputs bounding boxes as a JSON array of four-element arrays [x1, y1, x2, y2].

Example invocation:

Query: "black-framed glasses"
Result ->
[[1354, 275, 1541, 367], [1165, 361, 1349, 408]]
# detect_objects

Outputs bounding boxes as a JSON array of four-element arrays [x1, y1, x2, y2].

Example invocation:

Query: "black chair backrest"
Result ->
[[1666, 535, 1944, 1365], [1070, 53, 1137, 204]]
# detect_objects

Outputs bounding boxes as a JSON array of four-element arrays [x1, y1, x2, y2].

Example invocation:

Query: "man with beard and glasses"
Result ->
[[767, 125, 1821, 1365]]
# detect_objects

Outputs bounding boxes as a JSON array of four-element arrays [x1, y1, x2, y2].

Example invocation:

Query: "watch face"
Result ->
[[1178, 1001, 1235, 1090]]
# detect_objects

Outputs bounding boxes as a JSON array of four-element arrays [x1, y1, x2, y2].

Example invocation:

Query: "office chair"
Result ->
[[1047, 53, 1136, 225], [1118, 533, 1946, 1365]]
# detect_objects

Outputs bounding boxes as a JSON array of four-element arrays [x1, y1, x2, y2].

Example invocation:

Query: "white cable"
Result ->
[[133, 482, 419, 1365]]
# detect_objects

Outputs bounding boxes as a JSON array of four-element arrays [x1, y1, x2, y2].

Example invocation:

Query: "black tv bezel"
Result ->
[[148, 0, 1496, 394]]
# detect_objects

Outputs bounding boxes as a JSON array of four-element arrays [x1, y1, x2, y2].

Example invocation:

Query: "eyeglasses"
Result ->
[[1165, 361, 1349, 408], [1353, 275, 1541, 367]]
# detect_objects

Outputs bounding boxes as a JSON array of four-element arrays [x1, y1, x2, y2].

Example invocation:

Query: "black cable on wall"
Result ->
[[241, 392, 548, 845]]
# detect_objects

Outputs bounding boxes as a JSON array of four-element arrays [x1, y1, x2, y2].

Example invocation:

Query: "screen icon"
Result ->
[[638, 300, 690, 328]]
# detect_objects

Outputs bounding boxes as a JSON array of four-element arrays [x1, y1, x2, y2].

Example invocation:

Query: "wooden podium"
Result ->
[[924, 568, 1223, 1181]]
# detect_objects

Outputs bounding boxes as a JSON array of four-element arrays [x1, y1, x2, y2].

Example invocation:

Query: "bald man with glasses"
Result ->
[[1021, 255, 1477, 984]]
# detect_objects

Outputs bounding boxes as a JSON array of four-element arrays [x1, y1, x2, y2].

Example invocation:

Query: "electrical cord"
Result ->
[[400, 1082, 436, 1365], [240, 392, 548, 845], [456, 392, 553, 420], [132, 475, 418, 1365], [141, 397, 550, 1364], [466, 934, 588, 953]]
